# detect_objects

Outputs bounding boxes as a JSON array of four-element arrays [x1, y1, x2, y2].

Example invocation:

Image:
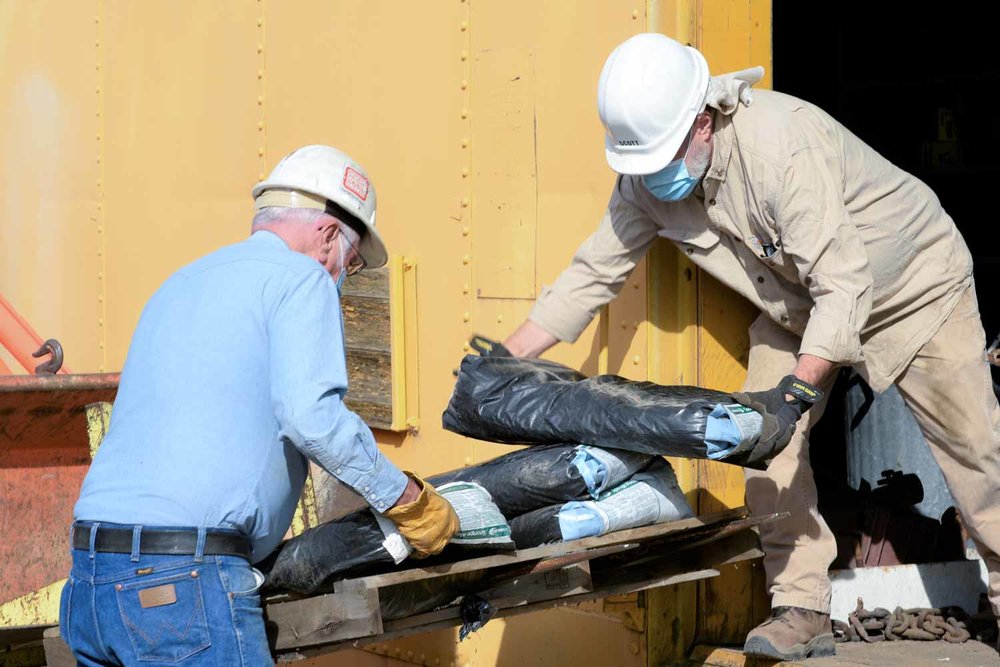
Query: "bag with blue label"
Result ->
[[509, 457, 693, 548], [443, 354, 764, 468]]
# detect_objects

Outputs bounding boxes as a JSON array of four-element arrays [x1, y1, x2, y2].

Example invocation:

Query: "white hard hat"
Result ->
[[598, 33, 710, 175], [252, 145, 388, 269]]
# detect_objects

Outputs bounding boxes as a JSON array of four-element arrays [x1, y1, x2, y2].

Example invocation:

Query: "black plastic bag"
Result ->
[[263, 509, 394, 594], [509, 458, 693, 548], [443, 355, 759, 466], [428, 444, 654, 517]]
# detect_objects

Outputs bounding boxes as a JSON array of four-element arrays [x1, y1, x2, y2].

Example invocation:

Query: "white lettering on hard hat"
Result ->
[[342, 167, 370, 201]]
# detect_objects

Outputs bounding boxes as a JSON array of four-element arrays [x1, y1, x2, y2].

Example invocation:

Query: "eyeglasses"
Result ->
[[338, 226, 367, 276]]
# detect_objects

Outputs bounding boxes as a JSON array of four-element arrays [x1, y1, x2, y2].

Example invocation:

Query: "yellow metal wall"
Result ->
[[0, 1, 771, 664]]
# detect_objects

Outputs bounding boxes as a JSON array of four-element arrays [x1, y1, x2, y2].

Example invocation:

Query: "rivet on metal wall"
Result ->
[[461, 198, 469, 208], [258, 147, 265, 157], [257, 70, 264, 79], [496, 315, 503, 323], [632, 355, 641, 365], [462, 312, 470, 322], [95, 86, 101, 94], [258, 172, 265, 180], [461, 255, 470, 265], [460, 21, 468, 31], [460, 80, 468, 90], [464, 456, 472, 466], [460, 51, 468, 61], [460, 109, 468, 119], [620, 320, 628, 329], [257, 44, 264, 53], [462, 227, 469, 237], [461, 167, 469, 177], [632, 9, 640, 19], [257, 96, 264, 105], [461, 138, 469, 148], [258, 121, 265, 131], [463, 342, 470, 352], [257, 18, 263, 27], [462, 284, 470, 294]]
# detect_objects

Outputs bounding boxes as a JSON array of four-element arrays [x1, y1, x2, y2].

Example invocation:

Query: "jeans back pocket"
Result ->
[[116, 569, 212, 662]]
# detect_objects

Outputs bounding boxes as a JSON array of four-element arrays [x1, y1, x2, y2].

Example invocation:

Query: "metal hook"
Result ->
[[32, 338, 64, 375]]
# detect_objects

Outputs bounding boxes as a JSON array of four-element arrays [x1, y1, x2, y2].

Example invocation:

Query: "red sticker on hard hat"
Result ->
[[343, 167, 370, 201]]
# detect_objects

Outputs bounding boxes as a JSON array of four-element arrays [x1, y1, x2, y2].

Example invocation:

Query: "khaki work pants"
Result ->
[[743, 284, 1000, 615]]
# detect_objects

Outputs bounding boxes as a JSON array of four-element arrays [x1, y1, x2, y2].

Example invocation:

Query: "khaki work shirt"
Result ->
[[530, 90, 973, 392]]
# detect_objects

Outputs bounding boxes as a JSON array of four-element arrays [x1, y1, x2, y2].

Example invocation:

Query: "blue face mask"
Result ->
[[335, 269, 346, 293], [642, 157, 701, 202]]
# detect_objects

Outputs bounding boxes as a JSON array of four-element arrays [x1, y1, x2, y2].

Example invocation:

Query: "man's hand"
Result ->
[[732, 375, 825, 465], [385, 472, 460, 558]]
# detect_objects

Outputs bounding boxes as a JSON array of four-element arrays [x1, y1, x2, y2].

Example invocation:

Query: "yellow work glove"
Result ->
[[385, 472, 460, 558]]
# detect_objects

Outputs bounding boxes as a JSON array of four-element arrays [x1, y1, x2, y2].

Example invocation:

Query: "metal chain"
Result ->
[[833, 598, 971, 644]]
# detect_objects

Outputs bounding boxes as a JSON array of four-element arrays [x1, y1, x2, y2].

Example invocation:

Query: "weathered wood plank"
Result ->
[[341, 295, 390, 352], [343, 347, 392, 429], [267, 581, 382, 651], [342, 267, 389, 300], [340, 266, 393, 429], [349, 508, 757, 590], [42, 626, 75, 667]]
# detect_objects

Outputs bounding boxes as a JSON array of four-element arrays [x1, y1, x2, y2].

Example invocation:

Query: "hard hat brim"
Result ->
[[358, 225, 388, 269]]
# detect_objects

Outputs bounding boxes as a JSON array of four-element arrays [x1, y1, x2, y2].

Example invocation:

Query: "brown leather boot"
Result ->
[[743, 606, 836, 660]]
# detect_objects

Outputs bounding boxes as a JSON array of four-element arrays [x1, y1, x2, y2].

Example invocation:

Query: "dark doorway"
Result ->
[[773, 1, 1000, 567]]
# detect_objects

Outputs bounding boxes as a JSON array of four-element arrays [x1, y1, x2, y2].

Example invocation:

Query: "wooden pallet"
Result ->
[[268, 507, 783, 661], [34, 508, 781, 665]]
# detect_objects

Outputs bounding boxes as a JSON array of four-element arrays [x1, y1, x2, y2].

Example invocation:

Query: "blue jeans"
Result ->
[[60, 524, 273, 666]]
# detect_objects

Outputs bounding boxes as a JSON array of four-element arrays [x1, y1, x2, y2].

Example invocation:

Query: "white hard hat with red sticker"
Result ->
[[252, 145, 388, 269]]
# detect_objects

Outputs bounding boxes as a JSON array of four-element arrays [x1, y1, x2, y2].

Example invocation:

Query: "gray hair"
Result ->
[[251, 208, 362, 246], [251, 206, 326, 230]]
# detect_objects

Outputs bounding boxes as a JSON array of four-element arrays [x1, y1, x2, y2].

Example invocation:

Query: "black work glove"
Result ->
[[732, 375, 822, 466], [469, 335, 512, 358]]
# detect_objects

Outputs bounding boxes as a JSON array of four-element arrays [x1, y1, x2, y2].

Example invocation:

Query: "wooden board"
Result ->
[[341, 267, 393, 429], [267, 509, 781, 657]]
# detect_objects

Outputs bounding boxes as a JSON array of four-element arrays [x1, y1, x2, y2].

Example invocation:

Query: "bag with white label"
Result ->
[[508, 457, 694, 548], [263, 481, 513, 595]]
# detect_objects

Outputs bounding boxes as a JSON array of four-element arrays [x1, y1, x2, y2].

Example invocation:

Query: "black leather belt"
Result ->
[[72, 524, 251, 560]]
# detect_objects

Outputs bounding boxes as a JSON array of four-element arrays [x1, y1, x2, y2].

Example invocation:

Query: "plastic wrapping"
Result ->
[[443, 355, 762, 465], [263, 509, 394, 594], [428, 444, 654, 516], [509, 458, 693, 548], [264, 482, 513, 595]]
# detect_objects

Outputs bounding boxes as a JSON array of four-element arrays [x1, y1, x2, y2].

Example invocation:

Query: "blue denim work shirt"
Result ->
[[74, 231, 408, 562]]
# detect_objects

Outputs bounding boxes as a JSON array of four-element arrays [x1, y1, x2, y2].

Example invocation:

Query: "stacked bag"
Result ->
[[263, 444, 691, 595]]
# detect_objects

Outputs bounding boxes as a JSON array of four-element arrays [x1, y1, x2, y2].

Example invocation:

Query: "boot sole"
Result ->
[[743, 632, 836, 661]]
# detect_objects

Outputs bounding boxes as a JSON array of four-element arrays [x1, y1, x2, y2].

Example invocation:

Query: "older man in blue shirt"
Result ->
[[62, 146, 459, 666]]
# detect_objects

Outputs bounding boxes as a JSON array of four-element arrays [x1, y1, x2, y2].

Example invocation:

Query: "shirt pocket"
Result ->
[[115, 569, 212, 662]]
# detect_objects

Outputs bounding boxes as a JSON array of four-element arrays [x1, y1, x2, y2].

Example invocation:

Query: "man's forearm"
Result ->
[[504, 319, 559, 358], [791, 353, 835, 387]]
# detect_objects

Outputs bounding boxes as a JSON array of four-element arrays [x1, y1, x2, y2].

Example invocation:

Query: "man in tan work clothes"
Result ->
[[502, 33, 1000, 660]]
